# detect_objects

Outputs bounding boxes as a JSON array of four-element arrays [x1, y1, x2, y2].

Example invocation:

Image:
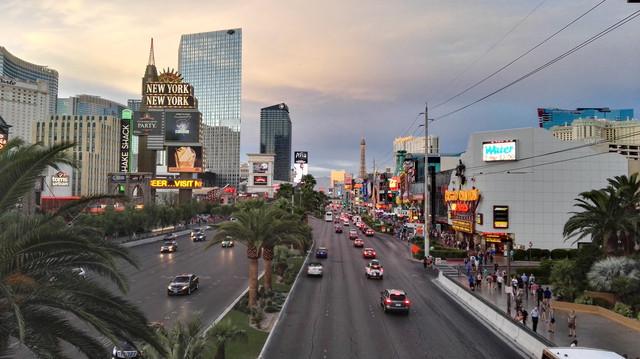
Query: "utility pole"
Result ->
[[423, 102, 430, 258]]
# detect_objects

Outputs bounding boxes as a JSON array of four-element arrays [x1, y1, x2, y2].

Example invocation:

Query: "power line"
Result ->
[[434, 9, 640, 121], [432, 0, 609, 111], [436, 0, 548, 106]]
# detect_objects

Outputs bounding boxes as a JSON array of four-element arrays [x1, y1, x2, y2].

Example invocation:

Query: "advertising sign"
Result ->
[[294, 151, 308, 163], [149, 178, 203, 189], [482, 140, 517, 162], [119, 119, 130, 172], [133, 111, 163, 136], [165, 112, 200, 143], [254, 176, 268, 185], [167, 146, 203, 173], [293, 162, 308, 184], [493, 205, 509, 229], [51, 171, 69, 186], [252, 162, 269, 173], [143, 82, 195, 109]]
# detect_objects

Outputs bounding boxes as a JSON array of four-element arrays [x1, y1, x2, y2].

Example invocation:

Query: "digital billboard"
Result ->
[[165, 111, 200, 143], [482, 140, 517, 162], [254, 176, 268, 185], [133, 111, 163, 136], [167, 146, 203, 173], [252, 162, 269, 173], [293, 162, 308, 184], [149, 178, 203, 189], [294, 151, 308, 163]]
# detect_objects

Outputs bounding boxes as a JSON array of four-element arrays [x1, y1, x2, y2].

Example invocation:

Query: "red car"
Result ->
[[354, 238, 364, 247], [335, 225, 343, 233], [348, 229, 358, 240], [362, 247, 376, 259], [365, 228, 375, 237]]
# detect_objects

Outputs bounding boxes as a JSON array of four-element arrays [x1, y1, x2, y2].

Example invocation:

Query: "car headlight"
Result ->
[[181, 285, 188, 290], [167, 285, 172, 290]]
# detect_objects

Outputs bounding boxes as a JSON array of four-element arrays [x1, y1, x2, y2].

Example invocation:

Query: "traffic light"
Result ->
[[118, 184, 126, 194]]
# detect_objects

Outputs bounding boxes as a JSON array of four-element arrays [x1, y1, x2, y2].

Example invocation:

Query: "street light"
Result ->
[[419, 104, 436, 258]]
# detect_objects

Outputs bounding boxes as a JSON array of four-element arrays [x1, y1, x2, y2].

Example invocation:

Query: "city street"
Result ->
[[263, 217, 524, 359]]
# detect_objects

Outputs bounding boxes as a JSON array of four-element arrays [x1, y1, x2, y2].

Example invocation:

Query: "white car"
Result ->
[[307, 262, 323, 277], [365, 260, 384, 279]]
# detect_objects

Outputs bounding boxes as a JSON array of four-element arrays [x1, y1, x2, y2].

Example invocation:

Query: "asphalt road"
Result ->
[[262, 217, 525, 359]]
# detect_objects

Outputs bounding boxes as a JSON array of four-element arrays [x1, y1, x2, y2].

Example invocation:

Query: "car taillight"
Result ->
[[385, 299, 391, 304], [404, 299, 411, 306], [380, 268, 384, 273]]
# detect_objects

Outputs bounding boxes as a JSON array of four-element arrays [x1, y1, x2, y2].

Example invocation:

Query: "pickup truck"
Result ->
[[365, 260, 384, 279]]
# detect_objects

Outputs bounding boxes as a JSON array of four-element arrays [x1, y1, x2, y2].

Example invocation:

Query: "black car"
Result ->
[[315, 247, 328, 259], [111, 341, 141, 359], [380, 289, 411, 314], [167, 274, 199, 296], [193, 233, 206, 242]]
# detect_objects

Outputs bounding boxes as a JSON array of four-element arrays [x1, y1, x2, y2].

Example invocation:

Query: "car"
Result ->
[[356, 222, 366, 230], [342, 221, 349, 226], [164, 233, 178, 241], [315, 247, 328, 258], [111, 341, 142, 359], [353, 238, 364, 247], [365, 260, 384, 279], [193, 232, 206, 242], [160, 240, 178, 253], [380, 289, 410, 314], [365, 228, 375, 237], [221, 239, 234, 247], [362, 247, 376, 259], [167, 274, 199, 296], [348, 229, 358, 240], [307, 262, 323, 277], [335, 225, 343, 233]]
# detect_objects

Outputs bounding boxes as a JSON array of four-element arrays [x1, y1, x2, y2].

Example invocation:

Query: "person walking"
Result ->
[[543, 287, 552, 306], [568, 310, 577, 337], [530, 306, 539, 332], [521, 308, 528, 326], [468, 274, 476, 291], [536, 286, 544, 307], [548, 305, 556, 333], [476, 272, 483, 289], [496, 271, 504, 291], [423, 256, 428, 270]]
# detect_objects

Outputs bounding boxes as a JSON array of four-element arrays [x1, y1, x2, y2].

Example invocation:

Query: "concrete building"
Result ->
[[0, 76, 49, 143], [246, 153, 275, 198], [330, 170, 346, 187], [179, 29, 242, 187], [445, 127, 627, 251], [33, 115, 120, 196], [57, 95, 126, 117], [538, 107, 633, 129], [393, 135, 439, 155], [0, 46, 58, 114], [239, 162, 249, 182], [260, 103, 292, 181], [550, 118, 640, 160]]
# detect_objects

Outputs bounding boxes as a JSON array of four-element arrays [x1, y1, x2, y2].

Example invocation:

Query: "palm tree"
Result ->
[[210, 320, 247, 359], [606, 174, 640, 253], [141, 319, 212, 359], [0, 139, 163, 358]]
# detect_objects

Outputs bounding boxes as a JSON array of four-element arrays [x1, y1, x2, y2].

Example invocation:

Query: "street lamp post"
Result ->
[[423, 103, 431, 258]]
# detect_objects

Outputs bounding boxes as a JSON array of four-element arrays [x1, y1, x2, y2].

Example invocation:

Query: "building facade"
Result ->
[[260, 103, 291, 181], [0, 76, 49, 143], [33, 115, 120, 196], [538, 107, 634, 129], [179, 29, 242, 187], [446, 127, 628, 251], [0, 46, 58, 114], [246, 153, 275, 198], [57, 95, 126, 117], [393, 135, 439, 155], [550, 118, 640, 160]]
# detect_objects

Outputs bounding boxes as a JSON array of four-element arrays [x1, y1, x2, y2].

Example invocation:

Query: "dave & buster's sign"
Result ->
[[149, 178, 203, 189], [144, 82, 195, 108]]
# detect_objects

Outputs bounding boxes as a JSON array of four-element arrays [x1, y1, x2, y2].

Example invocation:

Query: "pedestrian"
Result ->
[[494, 262, 499, 272], [548, 305, 556, 333], [531, 306, 539, 332], [543, 287, 552, 306], [511, 276, 518, 293], [536, 285, 544, 306], [529, 273, 536, 285], [540, 301, 548, 322], [567, 310, 577, 337], [468, 274, 475, 291], [496, 271, 503, 290], [490, 252, 494, 264], [521, 308, 528, 326], [486, 272, 493, 290], [476, 272, 483, 289], [423, 256, 428, 270], [521, 272, 529, 294]]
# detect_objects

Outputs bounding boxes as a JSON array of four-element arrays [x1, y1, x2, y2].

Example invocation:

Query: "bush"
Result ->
[[587, 257, 640, 292], [513, 249, 527, 261], [567, 249, 579, 259], [234, 296, 250, 314], [430, 249, 467, 259], [264, 305, 279, 313], [613, 302, 634, 318], [550, 259, 580, 301], [550, 249, 569, 260], [528, 248, 543, 260], [540, 249, 551, 260], [574, 295, 594, 305], [284, 256, 304, 285]]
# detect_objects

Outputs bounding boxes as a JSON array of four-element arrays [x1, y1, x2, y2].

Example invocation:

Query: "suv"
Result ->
[[380, 289, 410, 314], [307, 262, 323, 277], [365, 260, 384, 279], [365, 228, 375, 237], [160, 240, 177, 253], [348, 229, 358, 240], [167, 274, 199, 296], [111, 341, 141, 359]]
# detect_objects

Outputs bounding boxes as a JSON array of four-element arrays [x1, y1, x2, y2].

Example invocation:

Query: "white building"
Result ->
[[446, 127, 628, 251], [0, 76, 49, 143], [246, 153, 276, 198], [393, 135, 439, 155]]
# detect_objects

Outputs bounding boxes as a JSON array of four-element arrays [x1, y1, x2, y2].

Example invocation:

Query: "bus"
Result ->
[[324, 211, 333, 222]]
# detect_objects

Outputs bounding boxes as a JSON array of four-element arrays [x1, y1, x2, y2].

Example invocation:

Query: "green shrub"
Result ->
[[529, 248, 543, 260], [431, 249, 467, 259], [516, 266, 551, 284], [540, 249, 551, 260], [613, 302, 633, 318], [550, 259, 580, 301], [284, 256, 304, 285], [234, 296, 250, 314], [567, 249, 579, 259], [513, 249, 527, 261], [264, 305, 279, 313], [550, 249, 569, 260], [574, 295, 594, 305]]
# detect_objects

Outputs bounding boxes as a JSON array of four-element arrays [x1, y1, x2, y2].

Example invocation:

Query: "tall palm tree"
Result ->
[[607, 174, 640, 253], [141, 318, 212, 359], [210, 320, 247, 359], [0, 139, 163, 358]]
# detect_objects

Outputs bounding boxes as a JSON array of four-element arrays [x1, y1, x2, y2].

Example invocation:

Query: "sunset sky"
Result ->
[[1, 0, 638, 179]]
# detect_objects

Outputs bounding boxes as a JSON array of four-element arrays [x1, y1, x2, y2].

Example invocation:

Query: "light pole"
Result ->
[[421, 103, 435, 258]]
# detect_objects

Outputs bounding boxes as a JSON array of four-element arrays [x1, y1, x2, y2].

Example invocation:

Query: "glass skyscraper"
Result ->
[[0, 46, 58, 114], [57, 95, 126, 117], [538, 107, 634, 129], [260, 103, 292, 181], [179, 29, 242, 187]]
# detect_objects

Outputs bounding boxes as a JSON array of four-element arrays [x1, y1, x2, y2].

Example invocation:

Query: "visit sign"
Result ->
[[482, 140, 517, 162]]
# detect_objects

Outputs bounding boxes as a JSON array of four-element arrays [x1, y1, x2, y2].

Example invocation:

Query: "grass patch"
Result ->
[[272, 281, 291, 293], [210, 310, 268, 359]]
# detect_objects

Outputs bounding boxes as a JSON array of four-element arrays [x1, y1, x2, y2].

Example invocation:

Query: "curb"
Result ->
[[202, 271, 266, 337], [257, 221, 316, 359]]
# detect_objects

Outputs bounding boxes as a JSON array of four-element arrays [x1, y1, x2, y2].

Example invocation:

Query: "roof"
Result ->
[[542, 347, 624, 359]]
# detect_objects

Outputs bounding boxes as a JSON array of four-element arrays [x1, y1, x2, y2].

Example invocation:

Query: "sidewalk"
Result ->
[[447, 270, 638, 357]]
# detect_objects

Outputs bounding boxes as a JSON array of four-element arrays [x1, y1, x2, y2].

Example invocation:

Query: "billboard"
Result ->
[[51, 170, 70, 186], [167, 146, 203, 173], [149, 178, 203, 189], [294, 151, 308, 163], [165, 111, 200, 143], [482, 140, 517, 162], [252, 162, 269, 173], [143, 82, 195, 109], [133, 111, 163, 136], [254, 176, 268, 185], [119, 119, 130, 172], [293, 162, 308, 184]]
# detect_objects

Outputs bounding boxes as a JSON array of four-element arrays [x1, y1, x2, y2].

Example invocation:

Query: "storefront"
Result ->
[[444, 188, 481, 249], [480, 232, 512, 255]]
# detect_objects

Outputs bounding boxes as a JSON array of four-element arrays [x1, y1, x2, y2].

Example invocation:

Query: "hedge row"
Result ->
[[512, 248, 578, 261], [431, 249, 467, 259]]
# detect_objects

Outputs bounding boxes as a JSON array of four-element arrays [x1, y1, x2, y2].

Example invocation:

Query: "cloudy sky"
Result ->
[[1, 0, 638, 180]]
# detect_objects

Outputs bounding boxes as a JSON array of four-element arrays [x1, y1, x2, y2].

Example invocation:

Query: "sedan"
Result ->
[[315, 247, 328, 259], [365, 228, 375, 237], [362, 247, 377, 259], [221, 240, 234, 247], [307, 262, 323, 277], [353, 238, 364, 247], [335, 225, 343, 233], [167, 274, 199, 296], [160, 240, 178, 253], [193, 233, 206, 242], [348, 229, 358, 240]]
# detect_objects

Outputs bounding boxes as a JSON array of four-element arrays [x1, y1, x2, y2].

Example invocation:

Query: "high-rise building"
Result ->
[[359, 137, 367, 179], [0, 46, 58, 114], [393, 135, 439, 155], [0, 75, 49, 143], [57, 95, 126, 117], [260, 103, 291, 181], [538, 108, 634, 129], [33, 115, 120, 196], [179, 29, 242, 187], [127, 99, 141, 112]]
